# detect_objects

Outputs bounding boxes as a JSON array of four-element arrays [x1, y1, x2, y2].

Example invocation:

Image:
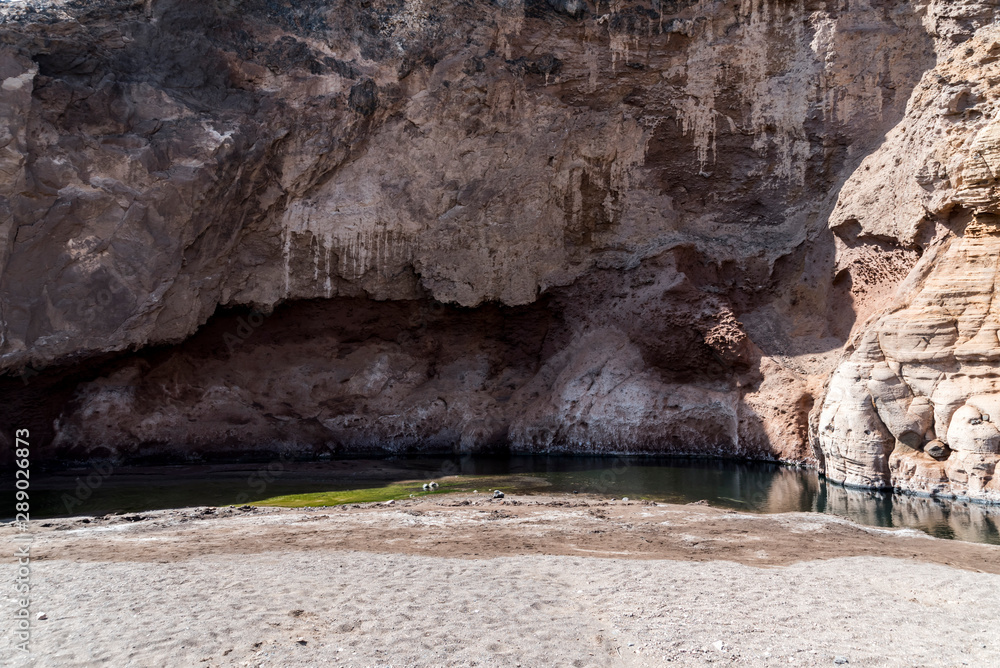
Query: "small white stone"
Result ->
[[2, 73, 31, 92], [36, 612, 47, 620]]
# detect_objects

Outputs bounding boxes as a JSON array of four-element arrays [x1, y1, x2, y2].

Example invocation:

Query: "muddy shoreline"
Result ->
[[11, 493, 1000, 570]]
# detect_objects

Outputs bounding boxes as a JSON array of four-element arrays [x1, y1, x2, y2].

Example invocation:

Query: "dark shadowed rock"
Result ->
[[348, 79, 378, 116]]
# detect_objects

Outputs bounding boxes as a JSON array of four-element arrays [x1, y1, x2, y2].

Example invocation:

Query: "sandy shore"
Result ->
[[2, 494, 999, 667]]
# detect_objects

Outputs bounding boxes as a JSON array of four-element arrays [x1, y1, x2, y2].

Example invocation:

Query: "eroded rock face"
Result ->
[[2, 0, 943, 366], [2, 0, 1000, 474], [818, 219, 1000, 502], [817, 28, 1000, 503]]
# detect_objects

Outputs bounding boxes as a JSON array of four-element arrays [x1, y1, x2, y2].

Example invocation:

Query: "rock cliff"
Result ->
[[818, 26, 1000, 503], [1, 0, 999, 499]]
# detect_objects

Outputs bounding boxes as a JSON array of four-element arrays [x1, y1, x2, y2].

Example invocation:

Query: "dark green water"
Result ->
[[6, 455, 1000, 545]]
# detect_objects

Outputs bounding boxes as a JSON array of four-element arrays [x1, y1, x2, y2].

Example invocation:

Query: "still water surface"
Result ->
[[13, 455, 1000, 545]]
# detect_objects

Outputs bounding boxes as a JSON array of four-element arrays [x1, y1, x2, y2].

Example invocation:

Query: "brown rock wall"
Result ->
[[3, 1, 1000, 478]]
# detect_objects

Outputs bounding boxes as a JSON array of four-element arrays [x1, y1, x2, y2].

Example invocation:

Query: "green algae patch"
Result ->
[[251, 474, 549, 508], [253, 478, 468, 507], [255, 484, 429, 507]]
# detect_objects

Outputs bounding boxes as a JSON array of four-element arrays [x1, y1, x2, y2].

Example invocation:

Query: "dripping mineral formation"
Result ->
[[1, 0, 999, 502]]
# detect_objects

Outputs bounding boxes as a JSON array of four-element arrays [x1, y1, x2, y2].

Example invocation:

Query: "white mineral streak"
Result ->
[[674, 0, 720, 172], [740, 0, 813, 184], [662, 0, 902, 181], [609, 116, 651, 195], [282, 189, 409, 293], [271, 0, 918, 305], [668, 0, 819, 181], [607, 0, 639, 74]]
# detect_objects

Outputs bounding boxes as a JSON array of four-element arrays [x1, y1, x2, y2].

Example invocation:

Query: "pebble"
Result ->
[[422, 484, 430, 490], [622, 497, 630, 502], [712, 641, 724, 652], [493, 490, 505, 499], [36, 612, 47, 620], [834, 657, 849, 665], [382, 500, 395, 506]]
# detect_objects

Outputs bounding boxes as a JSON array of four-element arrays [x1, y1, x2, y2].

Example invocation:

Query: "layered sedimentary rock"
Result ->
[[2, 0, 1000, 482], [818, 28, 1000, 503]]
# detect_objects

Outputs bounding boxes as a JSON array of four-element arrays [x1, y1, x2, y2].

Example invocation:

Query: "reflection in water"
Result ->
[[10, 455, 1000, 545], [818, 484, 1000, 544], [445, 456, 1000, 545], [504, 457, 824, 514]]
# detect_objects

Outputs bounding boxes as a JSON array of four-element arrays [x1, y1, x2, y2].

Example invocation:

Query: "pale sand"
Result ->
[[2, 495, 998, 667]]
